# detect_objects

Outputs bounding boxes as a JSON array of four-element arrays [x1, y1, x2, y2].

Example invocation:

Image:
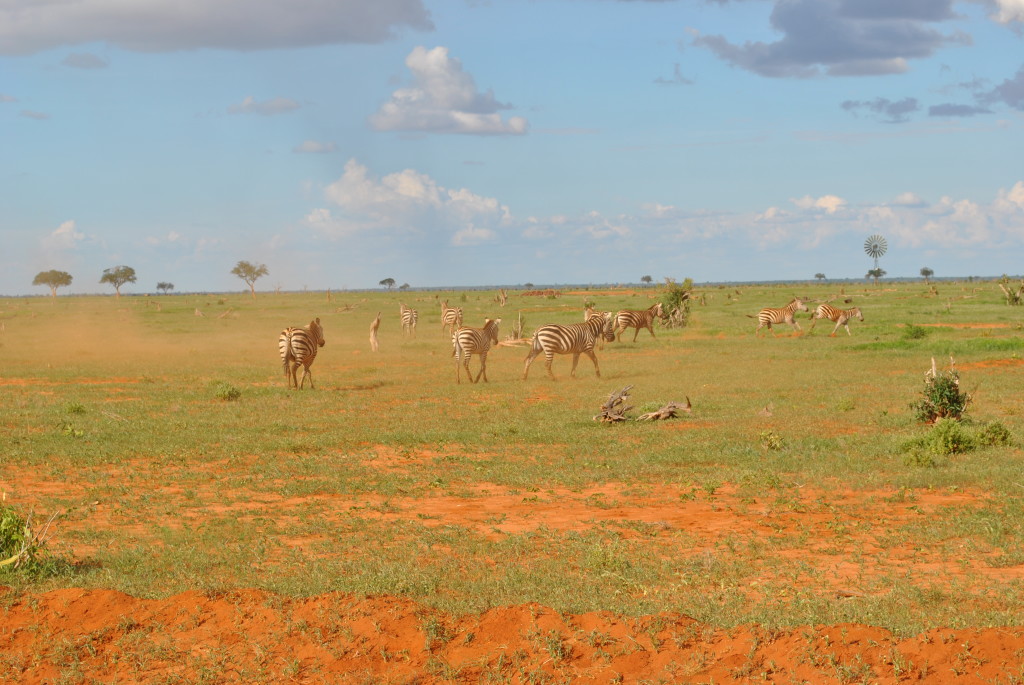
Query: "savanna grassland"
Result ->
[[2, 281, 1024, 683]]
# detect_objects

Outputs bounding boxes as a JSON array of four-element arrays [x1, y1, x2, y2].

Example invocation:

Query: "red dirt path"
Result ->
[[3, 586, 1024, 683]]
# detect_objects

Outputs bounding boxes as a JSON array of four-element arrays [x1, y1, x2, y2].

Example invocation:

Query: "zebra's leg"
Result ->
[[633, 326, 641, 343], [808, 317, 818, 333], [583, 349, 601, 377], [465, 353, 476, 384], [475, 351, 488, 383], [569, 352, 582, 377], [455, 349, 463, 384], [545, 352, 556, 380], [288, 361, 299, 389], [523, 347, 541, 379]]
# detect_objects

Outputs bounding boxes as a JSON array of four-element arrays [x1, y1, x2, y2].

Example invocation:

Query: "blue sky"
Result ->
[[2, 0, 1023, 295]]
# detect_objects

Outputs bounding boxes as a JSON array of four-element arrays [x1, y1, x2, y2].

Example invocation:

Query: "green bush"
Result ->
[[0, 504, 72, 579], [910, 366, 970, 423], [213, 382, 242, 402], [902, 324, 929, 340], [660, 278, 693, 329], [976, 421, 1013, 447]]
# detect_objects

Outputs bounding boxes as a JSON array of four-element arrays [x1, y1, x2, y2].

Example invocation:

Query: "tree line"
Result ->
[[32, 261, 270, 298]]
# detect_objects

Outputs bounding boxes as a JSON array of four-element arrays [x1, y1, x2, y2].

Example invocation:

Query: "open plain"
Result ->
[[2, 281, 1024, 683]]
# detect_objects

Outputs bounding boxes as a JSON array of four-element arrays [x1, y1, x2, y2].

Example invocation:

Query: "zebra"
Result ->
[[441, 300, 463, 336], [809, 304, 863, 336], [453, 318, 501, 384], [400, 303, 418, 337], [278, 317, 325, 389], [584, 305, 610, 349], [523, 312, 615, 380], [613, 302, 664, 343], [750, 298, 809, 336]]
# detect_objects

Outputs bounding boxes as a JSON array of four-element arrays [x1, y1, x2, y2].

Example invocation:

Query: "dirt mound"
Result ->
[[2, 586, 1023, 683]]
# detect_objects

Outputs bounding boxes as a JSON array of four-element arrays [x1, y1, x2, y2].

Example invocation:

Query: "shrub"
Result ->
[[902, 324, 929, 340], [759, 430, 784, 451], [976, 421, 1013, 447], [660, 278, 693, 329], [910, 364, 970, 423], [926, 418, 974, 455], [0, 504, 71, 579], [213, 382, 242, 402]]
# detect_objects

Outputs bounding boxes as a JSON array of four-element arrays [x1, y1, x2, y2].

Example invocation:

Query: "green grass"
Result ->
[[1, 281, 1023, 633]]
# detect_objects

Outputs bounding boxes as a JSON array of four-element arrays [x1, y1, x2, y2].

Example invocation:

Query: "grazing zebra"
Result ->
[[400, 303, 418, 337], [278, 317, 326, 389], [523, 312, 615, 380], [613, 302, 664, 343], [809, 304, 863, 336], [441, 300, 463, 336], [750, 298, 809, 336], [453, 318, 501, 384]]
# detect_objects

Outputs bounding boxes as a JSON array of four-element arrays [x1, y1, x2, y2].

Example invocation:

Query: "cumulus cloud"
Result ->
[[792, 194, 847, 213], [293, 140, 337, 154], [145, 230, 185, 246], [43, 221, 85, 250], [0, 0, 433, 55], [308, 159, 511, 245], [228, 96, 300, 116], [62, 52, 108, 69], [991, 0, 1024, 24], [692, 0, 967, 78], [981, 64, 1024, 110], [369, 46, 528, 135], [841, 97, 920, 123]]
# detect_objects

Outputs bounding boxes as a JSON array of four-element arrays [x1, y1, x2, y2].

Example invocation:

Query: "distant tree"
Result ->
[[920, 267, 934, 284], [156, 282, 174, 295], [866, 268, 886, 285], [641, 275, 653, 286], [815, 273, 826, 283], [231, 261, 268, 298], [100, 266, 137, 298], [379, 278, 396, 290], [399, 283, 411, 291], [32, 270, 73, 298], [523, 282, 534, 289]]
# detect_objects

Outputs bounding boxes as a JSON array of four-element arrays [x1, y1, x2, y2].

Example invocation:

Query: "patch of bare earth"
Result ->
[[3, 587, 1024, 683], [5, 454, 1024, 682]]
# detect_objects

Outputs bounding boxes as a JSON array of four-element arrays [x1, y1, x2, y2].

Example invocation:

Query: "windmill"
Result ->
[[864, 234, 887, 270]]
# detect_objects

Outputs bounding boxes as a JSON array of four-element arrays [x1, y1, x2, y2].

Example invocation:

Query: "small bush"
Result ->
[[902, 324, 929, 340], [911, 366, 970, 423], [927, 418, 974, 455], [976, 421, 1013, 447], [759, 430, 784, 451], [0, 504, 71, 579], [660, 278, 693, 329], [903, 449, 939, 468], [213, 382, 242, 402], [63, 402, 86, 415]]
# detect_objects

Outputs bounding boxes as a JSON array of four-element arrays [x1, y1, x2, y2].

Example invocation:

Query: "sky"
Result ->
[[2, 0, 1023, 296]]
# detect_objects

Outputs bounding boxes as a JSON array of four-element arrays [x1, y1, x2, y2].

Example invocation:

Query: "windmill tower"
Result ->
[[864, 234, 887, 270]]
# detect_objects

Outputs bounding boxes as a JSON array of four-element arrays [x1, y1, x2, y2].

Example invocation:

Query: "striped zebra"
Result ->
[[441, 300, 463, 336], [523, 312, 615, 380], [584, 306, 610, 349], [278, 317, 326, 389], [750, 298, 809, 336], [400, 303, 418, 337], [453, 318, 501, 384], [809, 304, 863, 336], [613, 302, 664, 343]]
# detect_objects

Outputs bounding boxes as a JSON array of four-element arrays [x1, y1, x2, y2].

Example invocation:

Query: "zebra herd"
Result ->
[[278, 295, 864, 388]]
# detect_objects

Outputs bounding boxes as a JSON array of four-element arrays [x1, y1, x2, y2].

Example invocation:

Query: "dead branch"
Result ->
[[594, 385, 634, 423], [636, 397, 692, 421]]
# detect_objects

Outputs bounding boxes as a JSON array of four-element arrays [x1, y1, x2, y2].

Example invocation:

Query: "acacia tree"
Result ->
[[232, 261, 268, 298], [866, 268, 886, 285], [815, 273, 826, 283], [641, 275, 653, 286], [32, 270, 73, 298], [157, 282, 174, 294], [920, 267, 934, 284], [379, 278, 396, 290], [100, 266, 137, 298]]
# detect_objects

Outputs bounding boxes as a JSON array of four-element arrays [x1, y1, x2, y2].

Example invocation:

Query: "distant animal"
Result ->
[[613, 302, 664, 343], [369, 312, 381, 352], [441, 300, 463, 336], [279, 317, 326, 389], [523, 312, 615, 380], [400, 303, 418, 337], [453, 318, 501, 384], [809, 304, 863, 336], [749, 298, 809, 336]]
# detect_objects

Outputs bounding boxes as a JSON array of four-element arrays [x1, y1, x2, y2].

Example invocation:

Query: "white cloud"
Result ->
[[43, 220, 84, 250], [992, 0, 1024, 24], [145, 230, 184, 246], [310, 159, 511, 243], [369, 46, 528, 135], [892, 191, 926, 206], [0, 0, 433, 55], [228, 96, 300, 116], [791, 194, 846, 213], [293, 140, 337, 154]]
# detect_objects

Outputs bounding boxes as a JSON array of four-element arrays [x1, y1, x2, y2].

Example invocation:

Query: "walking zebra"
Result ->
[[441, 300, 463, 336], [400, 303, 418, 337], [278, 317, 326, 389], [613, 302, 664, 343], [583, 306, 610, 349], [809, 304, 863, 336], [453, 318, 501, 383], [749, 298, 809, 336], [523, 312, 615, 380]]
